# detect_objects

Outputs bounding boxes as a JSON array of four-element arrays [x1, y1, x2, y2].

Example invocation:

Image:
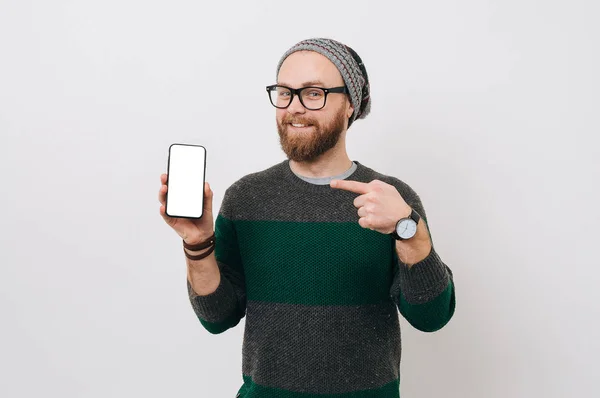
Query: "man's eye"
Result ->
[[306, 90, 323, 98]]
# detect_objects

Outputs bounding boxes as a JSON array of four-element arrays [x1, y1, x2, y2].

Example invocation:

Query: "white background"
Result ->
[[1, 1, 598, 397]]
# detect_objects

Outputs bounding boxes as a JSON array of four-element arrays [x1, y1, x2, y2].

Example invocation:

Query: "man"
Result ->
[[158, 38, 455, 398]]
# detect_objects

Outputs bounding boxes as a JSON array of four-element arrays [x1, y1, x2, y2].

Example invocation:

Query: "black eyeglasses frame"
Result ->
[[266, 84, 349, 110]]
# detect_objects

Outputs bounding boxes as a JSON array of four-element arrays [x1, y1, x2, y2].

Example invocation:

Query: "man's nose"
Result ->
[[287, 94, 306, 114]]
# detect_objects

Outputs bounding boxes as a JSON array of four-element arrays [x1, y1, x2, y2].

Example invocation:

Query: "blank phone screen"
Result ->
[[165, 144, 206, 219]]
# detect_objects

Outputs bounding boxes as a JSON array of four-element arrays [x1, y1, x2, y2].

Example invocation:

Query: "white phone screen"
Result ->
[[165, 144, 206, 219]]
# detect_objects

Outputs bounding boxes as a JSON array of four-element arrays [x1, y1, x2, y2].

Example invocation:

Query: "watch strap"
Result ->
[[409, 208, 421, 224]]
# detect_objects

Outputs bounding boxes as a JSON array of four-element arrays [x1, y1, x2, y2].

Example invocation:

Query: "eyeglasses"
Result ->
[[266, 84, 348, 110]]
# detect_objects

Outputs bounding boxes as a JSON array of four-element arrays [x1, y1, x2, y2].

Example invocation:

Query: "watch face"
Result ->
[[396, 219, 418, 239]]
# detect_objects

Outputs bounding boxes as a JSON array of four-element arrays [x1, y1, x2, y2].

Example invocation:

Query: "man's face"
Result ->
[[276, 51, 354, 162]]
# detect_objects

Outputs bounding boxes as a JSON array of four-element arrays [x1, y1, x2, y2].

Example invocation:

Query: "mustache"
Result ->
[[281, 116, 318, 125]]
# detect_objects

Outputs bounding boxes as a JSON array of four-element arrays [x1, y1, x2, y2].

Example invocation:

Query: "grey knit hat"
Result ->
[[275, 38, 371, 126]]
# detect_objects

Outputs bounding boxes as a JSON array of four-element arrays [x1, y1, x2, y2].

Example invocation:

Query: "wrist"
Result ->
[[184, 231, 215, 246], [395, 224, 432, 266], [183, 232, 216, 261]]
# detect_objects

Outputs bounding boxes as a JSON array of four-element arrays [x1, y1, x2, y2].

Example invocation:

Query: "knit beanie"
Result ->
[[275, 38, 371, 126]]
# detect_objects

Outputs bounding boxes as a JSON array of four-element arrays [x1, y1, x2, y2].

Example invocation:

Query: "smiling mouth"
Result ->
[[289, 123, 312, 128]]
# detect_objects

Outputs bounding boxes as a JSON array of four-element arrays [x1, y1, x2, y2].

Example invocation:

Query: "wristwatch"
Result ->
[[390, 208, 421, 240]]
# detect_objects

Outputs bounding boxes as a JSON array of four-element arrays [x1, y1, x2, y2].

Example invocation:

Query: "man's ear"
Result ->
[[346, 100, 354, 119]]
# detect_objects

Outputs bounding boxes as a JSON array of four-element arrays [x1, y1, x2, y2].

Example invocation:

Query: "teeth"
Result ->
[[292, 123, 308, 127]]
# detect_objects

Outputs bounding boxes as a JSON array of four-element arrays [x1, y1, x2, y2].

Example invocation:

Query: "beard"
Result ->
[[277, 106, 347, 162]]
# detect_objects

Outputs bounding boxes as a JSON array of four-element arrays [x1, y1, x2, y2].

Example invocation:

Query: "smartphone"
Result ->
[[165, 143, 207, 219]]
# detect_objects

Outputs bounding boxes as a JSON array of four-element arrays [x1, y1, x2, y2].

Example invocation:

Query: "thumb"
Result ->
[[204, 182, 213, 214]]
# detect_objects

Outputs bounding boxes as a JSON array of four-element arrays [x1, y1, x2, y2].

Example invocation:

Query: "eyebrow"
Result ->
[[278, 80, 327, 88]]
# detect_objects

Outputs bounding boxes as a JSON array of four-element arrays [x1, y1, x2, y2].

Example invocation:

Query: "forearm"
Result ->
[[391, 244, 455, 331], [185, 243, 221, 296], [392, 216, 452, 309], [185, 243, 241, 333], [395, 218, 432, 268]]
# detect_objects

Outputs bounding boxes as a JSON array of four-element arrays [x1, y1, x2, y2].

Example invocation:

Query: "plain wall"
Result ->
[[1, 0, 598, 397]]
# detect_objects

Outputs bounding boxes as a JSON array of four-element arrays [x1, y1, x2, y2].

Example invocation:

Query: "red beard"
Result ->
[[277, 109, 347, 162]]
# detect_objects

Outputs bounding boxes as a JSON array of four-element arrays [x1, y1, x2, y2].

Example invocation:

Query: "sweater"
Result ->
[[186, 160, 456, 398]]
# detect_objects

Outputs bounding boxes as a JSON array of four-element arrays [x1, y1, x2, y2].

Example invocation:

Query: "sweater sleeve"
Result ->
[[187, 187, 247, 335], [387, 179, 456, 332]]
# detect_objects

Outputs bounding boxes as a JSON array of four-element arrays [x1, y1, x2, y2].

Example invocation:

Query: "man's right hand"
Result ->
[[158, 173, 215, 245]]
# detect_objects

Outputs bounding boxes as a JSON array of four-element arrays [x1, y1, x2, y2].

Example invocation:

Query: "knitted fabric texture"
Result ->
[[275, 38, 371, 125], [187, 160, 456, 397]]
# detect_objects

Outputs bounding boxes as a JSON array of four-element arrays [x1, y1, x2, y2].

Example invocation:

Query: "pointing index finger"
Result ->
[[330, 179, 371, 194]]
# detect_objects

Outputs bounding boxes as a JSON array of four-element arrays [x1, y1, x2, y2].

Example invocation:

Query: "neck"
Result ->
[[288, 134, 352, 178]]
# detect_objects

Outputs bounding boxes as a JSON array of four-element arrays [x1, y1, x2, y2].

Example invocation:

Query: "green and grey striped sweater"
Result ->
[[187, 160, 456, 398]]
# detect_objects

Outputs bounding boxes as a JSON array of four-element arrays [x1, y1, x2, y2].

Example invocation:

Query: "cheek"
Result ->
[[318, 111, 336, 126], [276, 109, 287, 123]]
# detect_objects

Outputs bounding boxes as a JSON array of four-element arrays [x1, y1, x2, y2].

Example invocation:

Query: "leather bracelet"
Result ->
[[183, 243, 215, 261], [183, 232, 216, 251]]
